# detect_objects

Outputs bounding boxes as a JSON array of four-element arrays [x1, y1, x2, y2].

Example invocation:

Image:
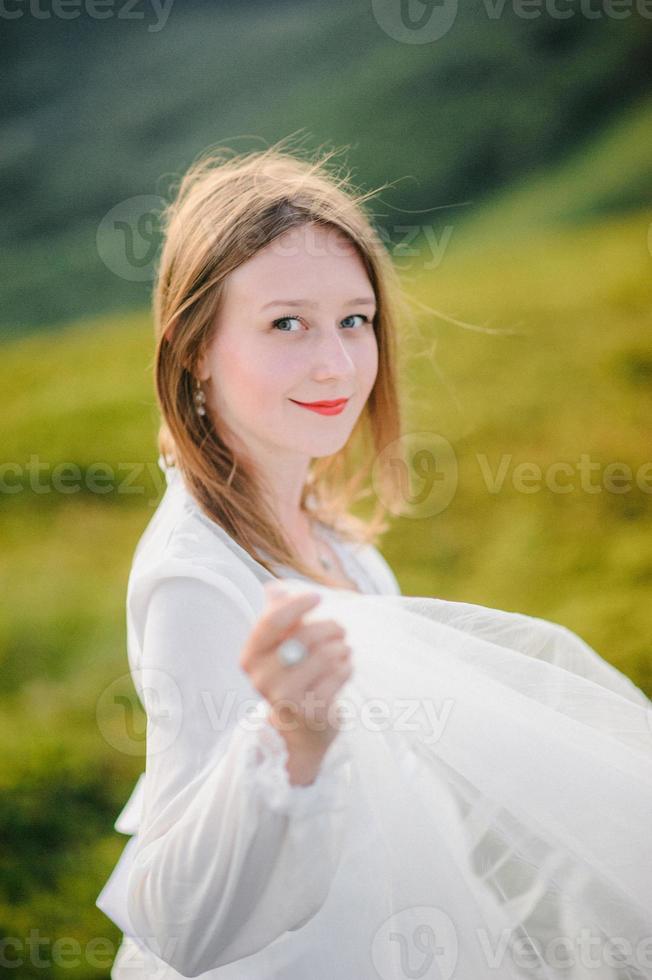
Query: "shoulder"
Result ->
[[128, 502, 262, 629]]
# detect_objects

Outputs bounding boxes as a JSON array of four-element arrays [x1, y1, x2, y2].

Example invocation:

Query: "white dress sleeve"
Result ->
[[125, 568, 354, 976]]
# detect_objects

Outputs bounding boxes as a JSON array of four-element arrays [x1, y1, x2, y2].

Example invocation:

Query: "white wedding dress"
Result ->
[[96, 458, 652, 979]]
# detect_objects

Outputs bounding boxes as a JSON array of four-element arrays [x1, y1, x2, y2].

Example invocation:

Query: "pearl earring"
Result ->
[[194, 377, 207, 417]]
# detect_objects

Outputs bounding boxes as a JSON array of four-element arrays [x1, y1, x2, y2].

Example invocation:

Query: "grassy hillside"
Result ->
[[393, 207, 652, 697], [2, 0, 651, 338], [1, 196, 651, 972], [455, 91, 652, 242]]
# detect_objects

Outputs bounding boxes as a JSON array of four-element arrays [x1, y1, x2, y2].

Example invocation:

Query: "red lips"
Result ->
[[292, 398, 348, 407], [289, 398, 349, 416]]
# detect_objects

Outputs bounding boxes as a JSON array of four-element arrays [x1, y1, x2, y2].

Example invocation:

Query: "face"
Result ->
[[196, 222, 379, 468]]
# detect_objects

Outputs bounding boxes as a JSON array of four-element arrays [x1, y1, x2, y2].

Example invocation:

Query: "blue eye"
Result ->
[[340, 314, 370, 329], [272, 315, 303, 332], [271, 314, 371, 332]]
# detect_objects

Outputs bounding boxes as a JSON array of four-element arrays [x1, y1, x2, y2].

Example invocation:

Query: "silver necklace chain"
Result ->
[[313, 530, 335, 572], [306, 514, 334, 572]]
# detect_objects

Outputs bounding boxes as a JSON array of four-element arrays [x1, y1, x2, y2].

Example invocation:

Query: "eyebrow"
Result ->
[[260, 297, 377, 311]]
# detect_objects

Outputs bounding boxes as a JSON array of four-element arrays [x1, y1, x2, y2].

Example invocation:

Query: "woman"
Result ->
[[97, 144, 652, 979]]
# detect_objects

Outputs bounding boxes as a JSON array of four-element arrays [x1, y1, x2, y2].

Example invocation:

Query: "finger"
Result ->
[[252, 591, 323, 654], [308, 661, 355, 712], [304, 641, 352, 685], [292, 618, 347, 650], [264, 581, 321, 612], [269, 662, 353, 737], [267, 641, 351, 706]]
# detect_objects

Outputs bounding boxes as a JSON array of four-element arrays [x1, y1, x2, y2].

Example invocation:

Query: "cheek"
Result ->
[[359, 335, 379, 392], [211, 339, 298, 413]]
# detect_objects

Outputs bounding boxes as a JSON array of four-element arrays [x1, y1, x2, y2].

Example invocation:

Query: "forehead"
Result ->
[[223, 224, 372, 306]]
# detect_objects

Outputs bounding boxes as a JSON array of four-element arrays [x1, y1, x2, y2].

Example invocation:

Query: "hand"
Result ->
[[239, 581, 353, 766]]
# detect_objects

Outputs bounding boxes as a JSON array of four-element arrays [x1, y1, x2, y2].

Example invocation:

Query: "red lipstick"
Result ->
[[289, 398, 349, 416]]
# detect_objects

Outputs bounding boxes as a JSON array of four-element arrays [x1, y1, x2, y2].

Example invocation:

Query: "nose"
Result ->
[[309, 325, 356, 382]]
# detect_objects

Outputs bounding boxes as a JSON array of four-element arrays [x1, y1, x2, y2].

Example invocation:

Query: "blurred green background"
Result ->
[[1, 0, 651, 974]]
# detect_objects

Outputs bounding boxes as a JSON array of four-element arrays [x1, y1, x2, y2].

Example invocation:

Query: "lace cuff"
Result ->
[[241, 700, 353, 817]]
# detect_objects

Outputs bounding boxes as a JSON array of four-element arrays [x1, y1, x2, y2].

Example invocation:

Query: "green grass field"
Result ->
[[1, 200, 651, 973]]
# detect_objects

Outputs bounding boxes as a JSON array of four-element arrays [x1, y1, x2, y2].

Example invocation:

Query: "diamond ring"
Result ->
[[277, 637, 309, 668]]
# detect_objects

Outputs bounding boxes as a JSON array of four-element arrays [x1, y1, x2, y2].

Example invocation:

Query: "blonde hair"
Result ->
[[153, 136, 408, 587]]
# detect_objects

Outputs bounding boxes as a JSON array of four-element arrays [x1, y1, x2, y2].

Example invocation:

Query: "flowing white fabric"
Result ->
[[274, 578, 652, 980]]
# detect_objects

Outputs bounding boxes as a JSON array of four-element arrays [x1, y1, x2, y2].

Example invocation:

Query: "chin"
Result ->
[[309, 434, 353, 457], [282, 429, 352, 458]]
